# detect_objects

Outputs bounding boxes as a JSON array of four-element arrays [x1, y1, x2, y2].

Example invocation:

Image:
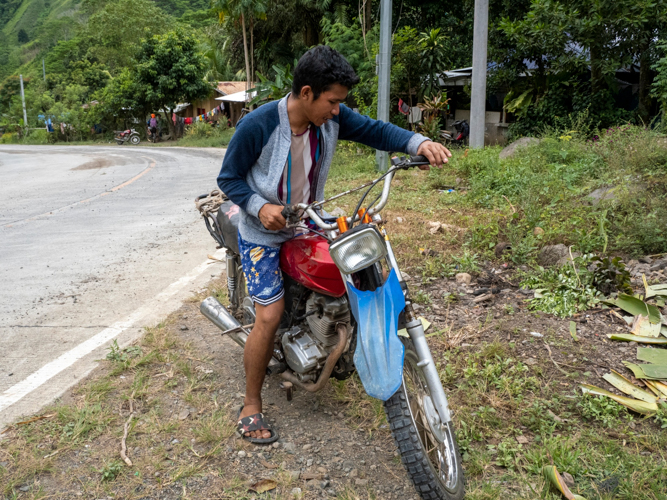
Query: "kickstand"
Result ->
[[280, 381, 293, 401]]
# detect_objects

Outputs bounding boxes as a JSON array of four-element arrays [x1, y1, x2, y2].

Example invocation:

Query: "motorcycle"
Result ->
[[114, 128, 141, 145], [440, 120, 470, 147], [195, 155, 464, 500]]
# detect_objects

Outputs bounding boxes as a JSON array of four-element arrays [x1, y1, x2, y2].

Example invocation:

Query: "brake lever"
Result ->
[[390, 155, 430, 169], [281, 205, 304, 228]]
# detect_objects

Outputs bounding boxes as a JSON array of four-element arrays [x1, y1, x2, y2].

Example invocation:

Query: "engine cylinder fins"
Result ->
[[305, 294, 350, 349]]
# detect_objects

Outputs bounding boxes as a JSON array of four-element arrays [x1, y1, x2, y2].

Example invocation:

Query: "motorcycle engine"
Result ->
[[281, 293, 350, 381]]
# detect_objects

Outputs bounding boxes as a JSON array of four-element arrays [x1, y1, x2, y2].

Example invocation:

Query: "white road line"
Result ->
[[0, 249, 226, 413]]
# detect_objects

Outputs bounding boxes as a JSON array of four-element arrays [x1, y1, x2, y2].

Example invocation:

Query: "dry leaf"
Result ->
[[260, 459, 278, 469], [248, 479, 277, 493]]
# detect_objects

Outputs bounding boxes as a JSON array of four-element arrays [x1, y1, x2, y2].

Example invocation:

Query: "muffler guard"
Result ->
[[348, 269, 406, 401]]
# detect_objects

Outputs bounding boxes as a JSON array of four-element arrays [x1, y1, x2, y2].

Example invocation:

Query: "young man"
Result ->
[[217, 45, 451, 443]]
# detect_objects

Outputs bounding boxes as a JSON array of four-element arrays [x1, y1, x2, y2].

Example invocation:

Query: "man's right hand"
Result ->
[[258, 204, 286, 231]]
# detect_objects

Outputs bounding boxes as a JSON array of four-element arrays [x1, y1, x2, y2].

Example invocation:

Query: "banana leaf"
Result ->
[[603, 370, 657, 403], [637, 347, 667, 365], [603, 294, 661, 324], [654, 381, 667, 397], [623, 361, 667, 380], [645, 284, 667, 299], [630, 314, 662, 337], [543, 465, 586, 500], [644, 380, 667, 397], [644, 380, 662, 397], [607, 334, 667, 344], [580, 384, 658, 414]]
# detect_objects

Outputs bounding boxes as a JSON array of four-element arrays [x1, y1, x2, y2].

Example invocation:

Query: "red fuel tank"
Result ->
[[280, 233, 346, 297]]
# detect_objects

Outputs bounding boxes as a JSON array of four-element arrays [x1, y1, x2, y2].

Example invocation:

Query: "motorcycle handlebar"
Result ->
[[285, 155, 433, 231]]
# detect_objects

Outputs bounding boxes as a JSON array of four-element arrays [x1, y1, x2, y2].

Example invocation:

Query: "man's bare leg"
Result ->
[[239, 297, 284, 439]]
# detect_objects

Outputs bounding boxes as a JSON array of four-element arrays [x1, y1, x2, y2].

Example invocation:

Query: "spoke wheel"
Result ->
[[384, 338, 464, 500]]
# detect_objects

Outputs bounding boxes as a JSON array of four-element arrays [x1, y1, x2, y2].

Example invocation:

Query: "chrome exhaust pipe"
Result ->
[[200, 296, 286, 374], [200, 296, 248, 349]]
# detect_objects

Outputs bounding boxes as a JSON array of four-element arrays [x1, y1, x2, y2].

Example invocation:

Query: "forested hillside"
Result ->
[[2, 0, 667, 144]]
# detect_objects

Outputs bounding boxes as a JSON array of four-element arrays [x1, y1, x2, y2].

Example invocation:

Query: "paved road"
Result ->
[[0, 145, 227, 428]]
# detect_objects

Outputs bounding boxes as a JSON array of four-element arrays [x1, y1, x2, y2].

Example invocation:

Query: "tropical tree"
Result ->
[[213, 0, 268, 90], [419, 28, 449, 98], [133, 29, 211, 137], [83, 0, 171, 74]]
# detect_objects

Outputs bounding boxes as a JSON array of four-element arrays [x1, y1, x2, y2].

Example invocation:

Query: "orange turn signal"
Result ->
[[337, 216, 349, 233], [357, 209, 372, 224]]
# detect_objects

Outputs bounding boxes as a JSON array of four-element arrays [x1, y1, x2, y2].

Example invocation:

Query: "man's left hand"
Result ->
[[417, 141, 452, 170]]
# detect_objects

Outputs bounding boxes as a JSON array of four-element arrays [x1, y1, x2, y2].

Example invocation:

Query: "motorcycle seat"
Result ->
[[216, 200, 240, 255]]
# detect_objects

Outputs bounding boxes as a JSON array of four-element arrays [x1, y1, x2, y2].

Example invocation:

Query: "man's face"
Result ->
[[300, 83, 349, 127]]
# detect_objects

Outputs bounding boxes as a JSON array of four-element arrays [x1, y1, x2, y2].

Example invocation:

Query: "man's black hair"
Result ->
[[292, 45, 360, 100]]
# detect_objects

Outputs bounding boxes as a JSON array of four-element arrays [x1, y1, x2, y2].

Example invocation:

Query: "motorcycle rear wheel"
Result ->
[[130, 135, 141, 145], [384, 338, 464, 500]]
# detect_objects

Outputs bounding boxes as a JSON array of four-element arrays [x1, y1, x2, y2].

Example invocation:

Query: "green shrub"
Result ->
[[0, 132, 19, 143], [185, 120, 228, 139], [451, 124, 667, 257]]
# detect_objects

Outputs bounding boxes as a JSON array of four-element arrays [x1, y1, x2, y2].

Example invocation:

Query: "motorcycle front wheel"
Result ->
[[385, 338, 464, 500]]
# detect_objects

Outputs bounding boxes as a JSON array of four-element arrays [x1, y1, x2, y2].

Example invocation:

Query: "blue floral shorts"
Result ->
[[238, 232, 284, 306]]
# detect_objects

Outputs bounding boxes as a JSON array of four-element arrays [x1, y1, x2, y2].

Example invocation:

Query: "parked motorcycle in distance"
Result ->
[[195, 155, 465, 500], [441, 119, 470, 147], [114, 128, 141, 145]]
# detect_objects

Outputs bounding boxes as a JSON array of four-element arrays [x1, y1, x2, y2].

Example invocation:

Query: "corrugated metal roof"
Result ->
[[215, 90, 256, 103], [217, 81, 248, 95]]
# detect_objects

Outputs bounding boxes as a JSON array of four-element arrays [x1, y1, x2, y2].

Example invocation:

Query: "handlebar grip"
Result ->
[[281, 205, 292, 220], [410, 155, 429, 165]]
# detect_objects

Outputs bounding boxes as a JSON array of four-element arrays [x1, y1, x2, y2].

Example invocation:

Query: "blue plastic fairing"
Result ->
[[348, 268, 406, 400]]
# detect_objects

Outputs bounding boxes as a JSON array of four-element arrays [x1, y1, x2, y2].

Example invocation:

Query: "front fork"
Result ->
[[383, 229, 452, 425]]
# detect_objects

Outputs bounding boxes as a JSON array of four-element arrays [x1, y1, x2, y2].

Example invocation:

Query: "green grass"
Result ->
[[163, 123, 235, 148]]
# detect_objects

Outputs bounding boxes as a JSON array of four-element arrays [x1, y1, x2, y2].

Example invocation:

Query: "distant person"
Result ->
[[148, 114, 158, 138]]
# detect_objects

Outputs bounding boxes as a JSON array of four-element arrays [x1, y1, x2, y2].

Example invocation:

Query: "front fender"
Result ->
[[348, 269, 406, 400]]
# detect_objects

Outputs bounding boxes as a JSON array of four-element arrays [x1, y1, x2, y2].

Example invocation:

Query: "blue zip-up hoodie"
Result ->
[[217, 94, 429, 247]]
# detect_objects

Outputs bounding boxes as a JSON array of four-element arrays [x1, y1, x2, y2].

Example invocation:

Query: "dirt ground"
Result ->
[[1, 264, 665, 499]]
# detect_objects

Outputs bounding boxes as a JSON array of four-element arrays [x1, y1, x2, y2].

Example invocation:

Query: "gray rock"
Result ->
[[283, 442, 296, 454], [306, 479, 320, 490], [538, 244, 576, 267], [290, 487, 302, 498], [587, 186, 618, 205], [343, 460, 355, 469], [639, 256, 653, 264], [650, 259, 667, 271], [302, 444, 312, 451], [355, 478, 369, 486], [455, 273, 472, 285], [321, 480, 330, 489], [237, 450, 247, 458], [19, 486, 30, 492], [306, 458, 314, 467], [499, 137, 541, 159]]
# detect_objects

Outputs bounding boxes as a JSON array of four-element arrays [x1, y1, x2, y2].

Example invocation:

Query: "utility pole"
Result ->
[[375, 0, 392, 172], [19, 74, 28, 129], [43, 59, 46, 82], [469, 0, 489, 149]]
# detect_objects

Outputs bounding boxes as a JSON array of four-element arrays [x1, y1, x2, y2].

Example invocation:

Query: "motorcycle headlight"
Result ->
[[329, 225, 387, 275]]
